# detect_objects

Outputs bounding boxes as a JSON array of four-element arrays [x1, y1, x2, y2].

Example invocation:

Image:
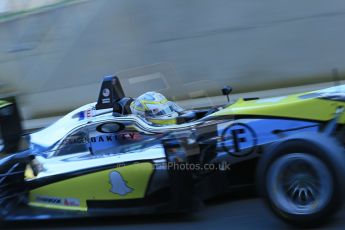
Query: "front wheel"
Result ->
[[257, 133, 345, 227]]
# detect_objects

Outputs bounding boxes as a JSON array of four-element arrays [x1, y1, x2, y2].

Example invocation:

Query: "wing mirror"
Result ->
[[222, 86, 232, 102]]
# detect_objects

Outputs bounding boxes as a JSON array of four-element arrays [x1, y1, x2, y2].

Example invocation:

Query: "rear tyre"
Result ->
[[257, 132, 345, 227]]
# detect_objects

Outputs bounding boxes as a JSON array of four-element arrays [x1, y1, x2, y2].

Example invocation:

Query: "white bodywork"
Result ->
[[34, 145, 166, 179], [30, 102, 201, 154], [28, 102, 202, 179]]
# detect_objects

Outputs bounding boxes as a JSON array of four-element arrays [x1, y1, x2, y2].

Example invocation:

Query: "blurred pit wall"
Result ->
[[0, 0, 64, 14], [1, 0, 345, 119]]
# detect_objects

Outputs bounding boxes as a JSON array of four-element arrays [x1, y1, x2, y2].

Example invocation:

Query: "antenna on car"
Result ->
[[222, 86, 232, 102]]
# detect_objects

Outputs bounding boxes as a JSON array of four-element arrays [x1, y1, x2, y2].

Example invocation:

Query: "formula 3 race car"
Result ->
[[1, 76, 345, 227]]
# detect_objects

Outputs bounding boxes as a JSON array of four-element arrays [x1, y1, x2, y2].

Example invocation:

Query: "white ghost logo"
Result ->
[[109, 171, 133, 196]]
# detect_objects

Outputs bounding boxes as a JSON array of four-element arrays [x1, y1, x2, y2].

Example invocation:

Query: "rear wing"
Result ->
[[0, 97, 23, 154], [95, 76, 125, 110]]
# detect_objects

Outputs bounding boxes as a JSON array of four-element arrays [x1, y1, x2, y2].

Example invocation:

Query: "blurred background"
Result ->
[[2, 2, 345, 229], [1, 0, 345, 122]]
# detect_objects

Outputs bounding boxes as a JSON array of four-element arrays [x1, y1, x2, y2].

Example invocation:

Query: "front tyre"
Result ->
[[257, 133, 345, 227]]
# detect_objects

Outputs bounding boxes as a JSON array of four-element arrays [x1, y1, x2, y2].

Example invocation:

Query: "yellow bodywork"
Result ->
[[149, 117, 177, 125], [212, 92, 345, 124], [29, 162, 154, 211]]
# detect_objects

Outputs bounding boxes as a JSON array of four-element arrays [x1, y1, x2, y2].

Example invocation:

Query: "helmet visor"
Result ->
[[146, 104, 174, 117]]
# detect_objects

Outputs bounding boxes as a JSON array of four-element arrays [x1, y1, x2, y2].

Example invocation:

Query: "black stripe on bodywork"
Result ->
[[87, 187, 171, 209]]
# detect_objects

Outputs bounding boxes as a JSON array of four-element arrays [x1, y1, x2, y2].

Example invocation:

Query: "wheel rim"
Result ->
[[267, 153, 333, 215]]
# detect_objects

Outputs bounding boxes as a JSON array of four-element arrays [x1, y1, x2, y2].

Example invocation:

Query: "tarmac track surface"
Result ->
[[2, 192, 345, 230]]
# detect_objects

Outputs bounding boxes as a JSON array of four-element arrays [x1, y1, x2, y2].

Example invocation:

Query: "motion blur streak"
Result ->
[[1, 0, 345, 118]]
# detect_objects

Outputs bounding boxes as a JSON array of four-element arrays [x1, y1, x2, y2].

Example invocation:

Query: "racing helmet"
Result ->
[[130, 92, 182, 124]]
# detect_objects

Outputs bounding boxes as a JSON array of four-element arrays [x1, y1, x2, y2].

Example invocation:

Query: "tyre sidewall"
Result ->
[[257, 133, 345, 226]]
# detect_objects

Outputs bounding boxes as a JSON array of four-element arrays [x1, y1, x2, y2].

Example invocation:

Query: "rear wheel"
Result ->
[[257, 133, 345, 227]]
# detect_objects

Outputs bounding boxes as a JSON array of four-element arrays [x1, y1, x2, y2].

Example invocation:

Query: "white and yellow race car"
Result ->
[[1, 76, 345, 227]]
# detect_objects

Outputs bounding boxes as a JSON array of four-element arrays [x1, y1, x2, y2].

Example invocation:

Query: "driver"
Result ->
[[130, 91, 184, 125]]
